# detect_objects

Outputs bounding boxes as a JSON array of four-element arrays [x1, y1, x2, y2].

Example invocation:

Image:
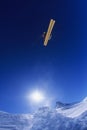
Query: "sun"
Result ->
[[29, 90, 45, 103]]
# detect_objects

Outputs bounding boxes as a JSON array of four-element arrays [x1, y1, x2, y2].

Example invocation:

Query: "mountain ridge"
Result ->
[[0, 97, 87, 130]]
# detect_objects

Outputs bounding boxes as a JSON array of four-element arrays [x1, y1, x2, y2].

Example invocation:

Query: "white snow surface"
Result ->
[[56, 97, 87, 118], [0, 97, 87, 130]]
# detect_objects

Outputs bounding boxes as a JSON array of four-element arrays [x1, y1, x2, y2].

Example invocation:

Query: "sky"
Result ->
[[0, 0, 87, 113]]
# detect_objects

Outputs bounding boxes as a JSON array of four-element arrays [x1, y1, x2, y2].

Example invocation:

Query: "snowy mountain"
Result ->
[[0, 111, 33, 130], [0, 97, 87, 130], [56, 97, 87, 118]]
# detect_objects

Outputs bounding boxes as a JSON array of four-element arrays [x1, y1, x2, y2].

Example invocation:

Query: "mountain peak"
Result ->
[[56, 101, 64, 108], [82, 97, 87, 102]]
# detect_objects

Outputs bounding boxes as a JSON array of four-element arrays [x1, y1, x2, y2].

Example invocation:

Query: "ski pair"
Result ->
[[44, 19, 55, 46]]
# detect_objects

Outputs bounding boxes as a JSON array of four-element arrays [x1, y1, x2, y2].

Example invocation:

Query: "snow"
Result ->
[[82, 97, 87, 102], [56, 97, 87, 118], [0, 97, 87, 130]]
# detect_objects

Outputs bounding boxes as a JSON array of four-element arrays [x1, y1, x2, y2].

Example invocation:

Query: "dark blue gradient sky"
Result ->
[[0, 0, 87, 113]]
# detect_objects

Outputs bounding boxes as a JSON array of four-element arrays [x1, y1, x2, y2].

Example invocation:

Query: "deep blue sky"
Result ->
[[0, 0, 87, 113]]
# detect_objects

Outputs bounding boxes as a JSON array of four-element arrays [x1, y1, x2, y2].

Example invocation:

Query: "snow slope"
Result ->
[[0, 111, 33, 130], [56, 97, 87, 118], [0, 97, 87, 130]]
